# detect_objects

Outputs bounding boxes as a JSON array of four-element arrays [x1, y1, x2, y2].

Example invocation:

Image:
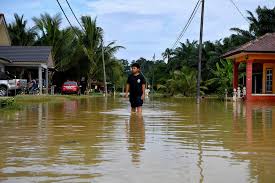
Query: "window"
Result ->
[[64, 81, 77, 86], [266, 69, 272, 93]]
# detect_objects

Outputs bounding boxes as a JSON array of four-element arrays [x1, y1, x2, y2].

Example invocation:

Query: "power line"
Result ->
[[56, 0, 81, 38], [172, 0, 201, 49], [65, 0, 85, 31], [172, 0, 202, 49], [229, 0, 249, 24]]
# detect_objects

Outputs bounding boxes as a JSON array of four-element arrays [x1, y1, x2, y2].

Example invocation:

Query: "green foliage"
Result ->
[[6, 5, 275, 96], [33, 13, 78, 71], [230, 6, 275, 39], [0, 98, 21, 110], [206, 60, 233, 96], [0, 98, 15, 107], [164, 67, 207, 96], [8, 14, 36, 45]]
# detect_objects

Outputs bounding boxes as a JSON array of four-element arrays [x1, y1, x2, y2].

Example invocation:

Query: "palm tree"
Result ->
[[166, 67, 207, 96], [80, 16, 102, 88], [32, 13, 62, 48], [231, 6, 275, 38], [95, 41, 125, 85], [162, 48, 173, 63], [80, 16, 124, 89], [167, 40, 198, 71], [8, 14, 36, 45], [32, 13, 77, 71]]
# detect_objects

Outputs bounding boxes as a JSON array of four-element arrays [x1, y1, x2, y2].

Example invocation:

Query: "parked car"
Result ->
[[61, 81, 80, 95], [0, 71, 27, 96]]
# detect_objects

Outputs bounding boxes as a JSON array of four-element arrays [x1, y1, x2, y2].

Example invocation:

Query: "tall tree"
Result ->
[[231, 6, 275, 38], [32, 13, 77, 71], [80, 16, 124, 89], [8, 14, 36, 45], [80, 16, 102, 88], [162, 48, 173, 63]]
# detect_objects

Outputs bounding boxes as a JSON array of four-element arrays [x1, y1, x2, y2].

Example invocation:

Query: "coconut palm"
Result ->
[[8, 14, 36, 45], [162, 48, 173, 63], [165, 67, 207, 96], [80, 16, 102, 87], [94, 41, 125, 85], [32, 13, 77, 71], [32, 13, 63, 48], [80, 16, 125, 89], [167, 40, 198, 71], [231, 6, 275, 38]]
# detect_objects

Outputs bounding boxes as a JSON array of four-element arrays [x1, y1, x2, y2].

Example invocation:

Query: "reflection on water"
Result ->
[[126, 114, 145, 165], [0, 98, 275, 182]]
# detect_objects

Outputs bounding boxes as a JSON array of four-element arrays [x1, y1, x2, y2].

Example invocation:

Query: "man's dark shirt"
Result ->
[[127, 73, 146, 98]]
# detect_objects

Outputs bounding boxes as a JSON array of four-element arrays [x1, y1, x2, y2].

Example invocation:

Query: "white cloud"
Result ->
[[85, 0, 195, 16], [121, 19, 164, 33], [2, 0, 274, 61]]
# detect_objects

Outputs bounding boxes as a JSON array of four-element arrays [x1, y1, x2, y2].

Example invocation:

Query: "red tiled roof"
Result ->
[[222, 33, 275, 58]]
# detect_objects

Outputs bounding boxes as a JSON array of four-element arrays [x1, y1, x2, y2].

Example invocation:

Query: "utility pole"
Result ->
[[152, 54, 155, 95], [101, 41, 108, 96], [152, 54, 155, 107], [196, 0, 205, 104]]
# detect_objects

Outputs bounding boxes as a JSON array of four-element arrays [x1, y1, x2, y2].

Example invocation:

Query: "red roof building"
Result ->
[[223, 33, 275, 102]]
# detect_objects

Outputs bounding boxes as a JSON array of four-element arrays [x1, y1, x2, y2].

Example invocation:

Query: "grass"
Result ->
[[0, 97, 22, 110], [14, 94, 104, 103], [1, 94, 105, 110], [1, 93, 107, 110]]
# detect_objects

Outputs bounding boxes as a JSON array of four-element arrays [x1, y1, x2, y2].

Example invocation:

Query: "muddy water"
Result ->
[[0, 97, 275, 183]]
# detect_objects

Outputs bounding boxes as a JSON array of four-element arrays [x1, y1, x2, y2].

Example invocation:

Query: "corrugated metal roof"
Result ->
[[222, 33, 275, 58], [0, 46, 52, 62]]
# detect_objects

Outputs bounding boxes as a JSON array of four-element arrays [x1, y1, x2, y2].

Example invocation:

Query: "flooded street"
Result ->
[[0, 97, 275, 183]]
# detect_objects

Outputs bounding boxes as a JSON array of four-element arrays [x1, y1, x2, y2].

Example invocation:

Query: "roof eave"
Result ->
[[0, 56, 12, 63], [222, 50, 275, 59], [221, 50, 243, 59]]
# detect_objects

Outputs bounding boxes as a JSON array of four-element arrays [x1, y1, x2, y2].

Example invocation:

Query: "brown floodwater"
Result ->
[[0, 97, 275, 183]]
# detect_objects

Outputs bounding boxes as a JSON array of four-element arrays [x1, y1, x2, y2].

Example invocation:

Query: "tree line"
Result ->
[[7, 6, 275, 96], [7, 13, 125, 91], [129, 6, 275, 97]]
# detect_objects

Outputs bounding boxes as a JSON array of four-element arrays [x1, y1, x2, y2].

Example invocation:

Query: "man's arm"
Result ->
[[125, 83, 130, 98], [141, 84, 145, 100]]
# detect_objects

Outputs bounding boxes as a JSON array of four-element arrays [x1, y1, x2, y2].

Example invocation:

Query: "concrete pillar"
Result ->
[[38, 66, 43, 94], [246, 60, 253, 101], [45, 68, 49, 94], [233, 62, 239, 89]]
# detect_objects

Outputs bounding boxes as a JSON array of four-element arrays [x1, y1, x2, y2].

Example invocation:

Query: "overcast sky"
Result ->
[[1, 0, 274, 61]]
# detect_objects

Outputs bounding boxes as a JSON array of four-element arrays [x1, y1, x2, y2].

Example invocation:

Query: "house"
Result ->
[[223, 33, 275, 102], [0, 13, 54, 94]]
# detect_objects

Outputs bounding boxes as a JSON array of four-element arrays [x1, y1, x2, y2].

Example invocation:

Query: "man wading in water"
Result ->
[[125, 63, 146, 113]]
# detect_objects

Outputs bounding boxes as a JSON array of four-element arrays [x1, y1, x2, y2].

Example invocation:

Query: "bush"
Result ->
[[0, 97, 16, 108]]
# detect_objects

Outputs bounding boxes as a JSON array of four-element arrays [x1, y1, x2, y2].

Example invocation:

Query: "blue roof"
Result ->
[[0, 46, 52, 62]]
